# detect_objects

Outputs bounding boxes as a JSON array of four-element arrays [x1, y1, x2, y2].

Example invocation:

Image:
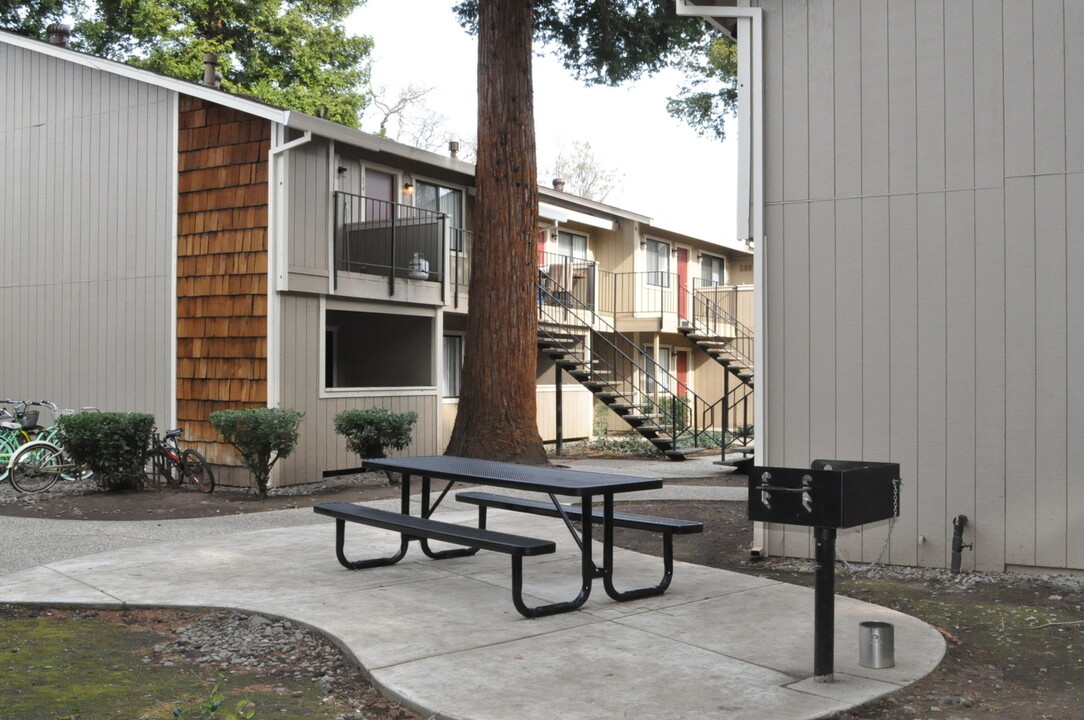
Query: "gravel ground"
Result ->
[[151, 610, 377, 720]]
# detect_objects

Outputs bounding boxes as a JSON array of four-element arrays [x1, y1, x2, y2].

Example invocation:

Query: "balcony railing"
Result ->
[[333, 191, 445, 296], [538, 252, 597, 311], [598, 270, 679, 318], [449, 227, 473, 308]]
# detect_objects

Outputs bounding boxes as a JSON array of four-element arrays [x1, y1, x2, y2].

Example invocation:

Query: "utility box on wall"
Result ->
[[748, 459, 900, 529]]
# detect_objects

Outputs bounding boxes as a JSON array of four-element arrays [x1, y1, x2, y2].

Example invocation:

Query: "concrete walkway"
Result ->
[[0, 458, 945, 720]]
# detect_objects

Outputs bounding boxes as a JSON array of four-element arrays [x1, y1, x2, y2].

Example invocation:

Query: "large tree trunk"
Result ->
[[445, 0, 547, 464]]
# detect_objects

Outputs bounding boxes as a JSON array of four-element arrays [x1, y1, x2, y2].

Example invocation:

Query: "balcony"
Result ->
[[333, 191, 446, 297], [537, 251, 597, 311]]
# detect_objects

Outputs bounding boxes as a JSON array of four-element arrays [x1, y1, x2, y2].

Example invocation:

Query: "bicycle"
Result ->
[[145, 428, 215, 493], [7, 440, 90, 493], [5, 402, 99, 491], [0, 400, 35, 482]]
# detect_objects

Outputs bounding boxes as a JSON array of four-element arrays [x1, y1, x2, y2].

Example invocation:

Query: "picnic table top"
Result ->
[[362, 455, 663, 497]]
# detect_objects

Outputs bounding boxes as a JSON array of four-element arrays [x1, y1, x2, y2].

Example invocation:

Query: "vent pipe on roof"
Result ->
[[448, 140, 460, 159], [552, 178, 566, 192], [203, 53, 221, 88], [47, 23, 71, 47]]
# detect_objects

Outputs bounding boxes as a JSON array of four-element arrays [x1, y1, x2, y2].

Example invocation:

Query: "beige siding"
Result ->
[[0, 44, 174, 421], [286, 138, 331, 278], [756, 0, 1084, 571], [275, 294, 439, 484]]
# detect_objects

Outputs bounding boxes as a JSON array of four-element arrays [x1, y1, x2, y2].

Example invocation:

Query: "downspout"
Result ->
[[266, 126, 313, 411]]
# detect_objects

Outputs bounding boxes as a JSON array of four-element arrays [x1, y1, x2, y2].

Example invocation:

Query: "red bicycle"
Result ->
[[145, 428, 215, 493]]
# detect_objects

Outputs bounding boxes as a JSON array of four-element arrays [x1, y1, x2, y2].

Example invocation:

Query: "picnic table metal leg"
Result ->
[[510, 493, 596, 618], [331, 471, 415, 569], [419, 475, 480, 560], [334, 518, 410, 569], [601, 494, 674, 601]]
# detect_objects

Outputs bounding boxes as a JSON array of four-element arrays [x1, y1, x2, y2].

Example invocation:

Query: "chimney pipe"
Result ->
[[448, 140, 460, 159], [203, 54, 220, 88], [552, 178, 566, 192], [47, 23, 71, 47]]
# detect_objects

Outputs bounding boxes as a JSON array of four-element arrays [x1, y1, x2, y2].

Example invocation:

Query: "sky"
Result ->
[[345, 0, 738, 245]]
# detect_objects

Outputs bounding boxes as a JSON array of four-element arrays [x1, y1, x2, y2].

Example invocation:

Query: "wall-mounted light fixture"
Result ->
[[403, 178, 415, 193]]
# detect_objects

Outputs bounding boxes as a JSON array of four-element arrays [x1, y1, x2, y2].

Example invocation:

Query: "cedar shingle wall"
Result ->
[[177, 96, 270, 464]]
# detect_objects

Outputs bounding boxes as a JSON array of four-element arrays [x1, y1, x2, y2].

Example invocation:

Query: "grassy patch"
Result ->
[[0, 611, 345, 720]]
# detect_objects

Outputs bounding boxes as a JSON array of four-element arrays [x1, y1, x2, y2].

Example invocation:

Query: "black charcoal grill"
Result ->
[[748, 459, 901, 681]]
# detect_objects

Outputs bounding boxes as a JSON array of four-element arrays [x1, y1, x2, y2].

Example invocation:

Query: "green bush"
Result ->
[[56, 412, 155, 491], [333, 408, 417, 459], [209, 408, 304, 498]]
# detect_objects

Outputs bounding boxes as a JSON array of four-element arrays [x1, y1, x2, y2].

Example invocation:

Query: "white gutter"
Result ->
[[676, 1, 766, 550]]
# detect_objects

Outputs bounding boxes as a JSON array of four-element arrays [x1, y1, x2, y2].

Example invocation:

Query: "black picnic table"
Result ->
[[353, 455, 671, 616]]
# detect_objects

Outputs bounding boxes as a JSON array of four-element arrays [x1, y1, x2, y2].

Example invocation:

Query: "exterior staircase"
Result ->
[[679, 285, 756, 470], [537, 278, 720, 461]]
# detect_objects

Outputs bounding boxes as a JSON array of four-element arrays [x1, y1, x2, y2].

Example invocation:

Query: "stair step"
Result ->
[[621, 413, 661, 422], [665, 447, 705, 461]]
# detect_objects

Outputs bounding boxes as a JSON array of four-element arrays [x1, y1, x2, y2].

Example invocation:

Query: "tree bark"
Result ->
[[445, 0, 547, 465]]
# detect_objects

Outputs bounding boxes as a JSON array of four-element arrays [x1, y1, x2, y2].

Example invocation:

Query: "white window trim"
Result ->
[[318, 297, 440, 398]]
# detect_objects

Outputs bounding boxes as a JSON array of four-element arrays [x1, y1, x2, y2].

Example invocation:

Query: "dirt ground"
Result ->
[[2, 463, 1082, 720]]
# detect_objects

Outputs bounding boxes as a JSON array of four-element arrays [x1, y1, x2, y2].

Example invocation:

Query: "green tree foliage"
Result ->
[[455, 1, 736, 140], [667, 35, 738, 141], [0, 0, 65, 39], [455, 0, 703, 85], [0, 0, 373, 127], [210, 408, 303, 498]]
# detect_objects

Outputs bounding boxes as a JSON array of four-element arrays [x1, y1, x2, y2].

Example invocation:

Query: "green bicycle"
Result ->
[[0, 400, 36, 483]]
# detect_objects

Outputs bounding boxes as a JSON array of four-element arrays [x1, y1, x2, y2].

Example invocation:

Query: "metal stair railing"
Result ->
[[687, 281, 755, 377], [537, 271, 722, 453]]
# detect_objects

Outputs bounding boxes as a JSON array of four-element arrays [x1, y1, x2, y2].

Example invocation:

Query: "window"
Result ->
[[443, 335, 463, 397], [701, 254, 726, 286], [416, 181, 464, 250], [641, 345, 671, 394], [325, 310, 432, 388], [556, 230, 587, 259], [646, 239, 670, 287]]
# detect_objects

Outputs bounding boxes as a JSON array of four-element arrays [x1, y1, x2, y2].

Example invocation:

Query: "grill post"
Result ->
[[813, 526, 836, 682]]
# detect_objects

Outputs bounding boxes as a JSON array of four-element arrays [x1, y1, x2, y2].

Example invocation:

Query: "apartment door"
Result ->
[[364, 168, 395, 220], [676, 247, 689, 320], [675, 349, 689, 398]]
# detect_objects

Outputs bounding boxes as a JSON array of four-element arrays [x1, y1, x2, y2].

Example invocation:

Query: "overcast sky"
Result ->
[[345, 0, 738, 244]]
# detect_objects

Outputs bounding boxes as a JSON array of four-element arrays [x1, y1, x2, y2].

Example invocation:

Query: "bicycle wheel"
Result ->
[[181, 449, 215, 493], [0, 429, 32, 483], [9, 441, 64, 493]]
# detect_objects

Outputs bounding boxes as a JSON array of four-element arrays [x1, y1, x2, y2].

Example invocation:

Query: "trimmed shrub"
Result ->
[[209, 408, 304, 498], [333, 408, 417, 460], [56, 412, 155, 491]]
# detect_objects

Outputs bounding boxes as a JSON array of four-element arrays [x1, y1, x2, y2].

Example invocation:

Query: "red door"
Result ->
[[676, 247, 689, 320]]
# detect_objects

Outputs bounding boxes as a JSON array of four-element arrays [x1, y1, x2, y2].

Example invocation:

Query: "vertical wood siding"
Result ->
[[757, 0, 1084, 571], [0, 44, 174, 421], [176, 97, 270, 463], [276, 294, 439, 483]]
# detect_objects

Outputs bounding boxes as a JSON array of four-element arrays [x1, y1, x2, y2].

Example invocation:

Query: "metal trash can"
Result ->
[[859, 621, 895, 669]]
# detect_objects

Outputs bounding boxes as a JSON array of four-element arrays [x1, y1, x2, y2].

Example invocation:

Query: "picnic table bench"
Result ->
[[313, 455, 701, 618]]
